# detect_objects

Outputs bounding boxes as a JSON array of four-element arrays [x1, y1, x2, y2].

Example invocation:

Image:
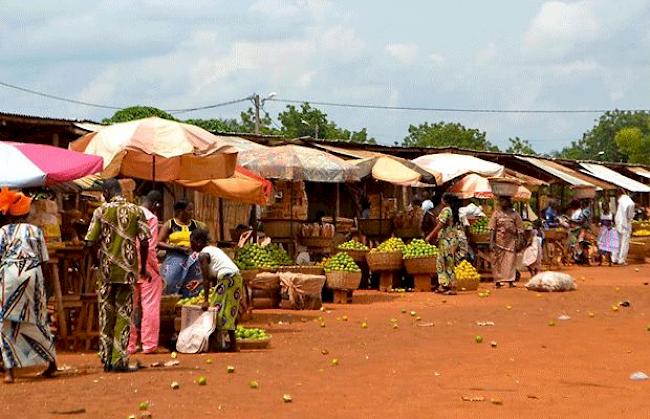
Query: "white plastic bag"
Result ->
[[176, 309, 217, 354], [525, 271, 576, 292]]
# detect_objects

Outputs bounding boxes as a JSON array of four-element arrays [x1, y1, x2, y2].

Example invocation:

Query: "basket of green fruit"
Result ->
[[337, 240, 369, 262], [402, 239, 438, 275], [366, 237, 405, 272], [235, 326, 272, 349], [468, 218, 490, 243], [277, 265, 324, 275], [324, 252, 362, 290]]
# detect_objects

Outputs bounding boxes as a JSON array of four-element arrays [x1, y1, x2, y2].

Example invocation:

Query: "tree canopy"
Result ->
[[402, 121, 498, 151], [102, 106, 177, 124], [505, 137, 536, 155]]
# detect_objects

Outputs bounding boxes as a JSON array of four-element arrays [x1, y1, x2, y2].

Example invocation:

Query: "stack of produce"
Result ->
[[265, 243, 293, 265], [235, 326, 271, 341], [323, 252, 361, 273], [370, 237, 405, 253], [234, 243, 292, 270], [469, 218, 489, 235], [338, 240, 369, 251], [176, 287, 218, 306], [402, 239, 438, 259], [453, 260, 481, 291], [633, 229, 650, 237]]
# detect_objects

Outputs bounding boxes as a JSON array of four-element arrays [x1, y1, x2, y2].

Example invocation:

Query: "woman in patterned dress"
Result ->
[[489, 196, 524, 288], [0, 190, 57, 383], [191, 229, 242, 352], [427, 194, 468, 295]]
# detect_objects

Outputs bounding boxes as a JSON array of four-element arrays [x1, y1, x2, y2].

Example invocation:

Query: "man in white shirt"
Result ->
[[459, 201, 486, 227], [613, 189, 635, 265]]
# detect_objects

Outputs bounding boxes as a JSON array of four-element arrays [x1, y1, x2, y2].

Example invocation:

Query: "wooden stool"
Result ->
[[332, 289, 353, 304], [378, 271, 400, 292], [74, 293, 100, 351], [412, 274, 432, 292]]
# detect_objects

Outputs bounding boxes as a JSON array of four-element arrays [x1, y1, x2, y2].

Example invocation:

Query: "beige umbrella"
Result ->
[[70, 117, 237, 181]]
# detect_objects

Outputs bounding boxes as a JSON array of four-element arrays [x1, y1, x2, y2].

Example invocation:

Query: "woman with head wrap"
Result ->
[[0, 189, 57, 383]]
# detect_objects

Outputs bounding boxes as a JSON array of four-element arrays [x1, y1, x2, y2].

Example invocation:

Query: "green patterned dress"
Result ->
[[436, 207, 469, 288]]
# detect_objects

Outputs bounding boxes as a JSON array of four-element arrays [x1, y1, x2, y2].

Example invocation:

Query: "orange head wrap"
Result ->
[[0, 187, 18, 215], [8, 193, 32, 217]]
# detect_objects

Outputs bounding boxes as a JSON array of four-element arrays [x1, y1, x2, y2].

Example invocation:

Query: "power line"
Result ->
[[0, 80, 250, 113], [267, 98, 649, 114]]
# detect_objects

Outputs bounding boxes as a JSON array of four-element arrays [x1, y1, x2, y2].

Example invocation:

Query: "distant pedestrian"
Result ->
[[490, 196, 523, 288], [597, 200, 618, 266], [85, 179, 151, 372], [613, 189, 635, 265]]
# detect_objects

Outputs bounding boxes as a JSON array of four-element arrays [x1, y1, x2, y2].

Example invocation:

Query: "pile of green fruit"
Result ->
[[323, 252, 361, 273], [402, 239, 438, 259], [371, 237, 405, 253], [176, 286, 219, 306], [469, 218, 489, 234], [235, 326, 271, 341], [338, 240, 369, 251], [234, 243, 292, 270]]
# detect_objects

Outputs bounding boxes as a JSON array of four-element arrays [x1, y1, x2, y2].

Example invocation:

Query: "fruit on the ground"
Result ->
[[139, 402, 149, 411], [416, 316, 422, 321], [283, 394, 293, 403], [371, 237, 405, 253], [206, 358, 213, 364], [410, 311, 417, 317], [197, 376, 207, 386], [171, 352, 178, 359], [392, 323, 399, 329], [128, 415, 136, 419], [323, 252, 361, 273], [361, 322, 368, 329], [321, 349, 329, 355], [589, 312, 595, 318], [320, 321, 326, 328], [469, 218, 489, 234], [454, 260, 480, 283], [400, 308, 407, 314], [342, 315, 348, 321], [249, 380, 259, 389], [171, 381, 180, 390], [227, 366, 235, 374], [235, 326, 270, 341], [548, 320, 556, 326], [490, 341, 498, 348], [475, 335, 483, 343], [611, 305, 619, 312], [338, 240, 369, 251], [331, 358, 339, 366], [646, 325, 650, 331], [506, 305, 512, 310], [402, 239, 438, 259]]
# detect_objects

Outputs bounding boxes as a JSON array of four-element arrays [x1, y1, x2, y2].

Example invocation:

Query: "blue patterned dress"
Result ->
[[0, 223, 56, 369]]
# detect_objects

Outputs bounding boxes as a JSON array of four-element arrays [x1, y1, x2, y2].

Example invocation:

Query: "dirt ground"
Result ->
[[2, 265, 650, 419]]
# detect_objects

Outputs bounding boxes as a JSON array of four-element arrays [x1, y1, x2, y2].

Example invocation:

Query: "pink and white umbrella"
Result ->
[[0, 142, 104, 188]]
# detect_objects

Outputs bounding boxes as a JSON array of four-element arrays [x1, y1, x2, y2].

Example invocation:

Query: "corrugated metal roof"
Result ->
[[579, 163, 650, 193], [628, 167, 650, 180], [516, 156, 593, 187]]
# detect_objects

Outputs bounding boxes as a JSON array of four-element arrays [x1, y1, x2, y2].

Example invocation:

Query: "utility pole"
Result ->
[[314, 124, 319, 140], [253, 94, 261, 135]]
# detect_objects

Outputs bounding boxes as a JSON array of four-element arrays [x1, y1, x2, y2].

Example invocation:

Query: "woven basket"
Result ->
[[337, 248, 369, 263], [277, 265, 324, 275], [261, 219, 300, 238], [404, 256, 437, 275], [325, 271, 362, 290], [366, 251, 403, 272], [488, 178, 520, 197], [237, 336, 272, 350], [455, 275, 480, 291], [358, 219, 393, 237], [299, 236, 334, 248], [240, 269, 259, 284], [469, 232, 490, 244]]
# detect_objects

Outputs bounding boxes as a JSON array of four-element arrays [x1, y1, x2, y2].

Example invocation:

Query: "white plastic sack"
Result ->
[[176, 310, 217, 354], [525, 272, 576, 292]]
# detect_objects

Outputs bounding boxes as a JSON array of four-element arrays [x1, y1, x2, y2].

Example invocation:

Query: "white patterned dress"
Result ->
[[0, 223, 56, 369]]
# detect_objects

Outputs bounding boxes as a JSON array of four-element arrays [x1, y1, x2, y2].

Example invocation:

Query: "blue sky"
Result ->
[[2, 0, 650, 152]]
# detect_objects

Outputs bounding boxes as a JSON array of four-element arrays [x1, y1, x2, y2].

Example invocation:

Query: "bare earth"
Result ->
[[2, 265, 650, 419]]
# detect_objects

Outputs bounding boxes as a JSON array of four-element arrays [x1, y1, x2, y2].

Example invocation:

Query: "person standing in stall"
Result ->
[[597, 200, 618, 266], [0, 190, 57, 383], [85, 179, 151, 373], [613, 189, 635, 265], [489, 195, 524, 288], [128, 191, 165, 355], [158, 200, 207, 296]]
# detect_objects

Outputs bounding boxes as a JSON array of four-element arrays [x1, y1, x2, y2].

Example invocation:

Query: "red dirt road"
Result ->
[[2, 265, 650, 418]]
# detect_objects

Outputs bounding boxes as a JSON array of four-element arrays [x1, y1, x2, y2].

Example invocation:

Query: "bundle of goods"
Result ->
[[453, 260, 481, 291], [299, 222, 336, 248], [468, 217, 490, 243], [235, 326, 272, 349], [27, 198, 62, 247], [525, 272, 576, 292], [403, 239, 438, 291], [337, 239, 369, 262], [488, 177, 520, 197], [262, 181, 308, 220], [249, 272, 281, 309], [367, 237, 405, 272], [279, 272, 326, 310], [234, 243, 292, 271], [393, 206, 424, 238]]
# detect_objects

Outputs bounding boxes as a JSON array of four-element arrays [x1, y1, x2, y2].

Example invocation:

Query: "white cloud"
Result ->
[[384, 43, 419, 65], [429, 53, 445, 66]]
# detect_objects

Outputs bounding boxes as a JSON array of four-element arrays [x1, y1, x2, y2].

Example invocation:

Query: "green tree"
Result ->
[[103, 106, 177, 124], [505, 137, 536, 155], [557, 110, 650, 161], [615, 125, 650, 164], [277, 103, 375, 143], [402, 121, 498, 151]]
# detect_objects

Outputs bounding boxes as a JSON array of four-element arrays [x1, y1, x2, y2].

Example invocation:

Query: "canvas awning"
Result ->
[[412, 153, 504, 184], [579, 163, 650, 193], [504, 169, 548, 189], [628, 167, 650, 180], [515, 156, 615, 190]]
